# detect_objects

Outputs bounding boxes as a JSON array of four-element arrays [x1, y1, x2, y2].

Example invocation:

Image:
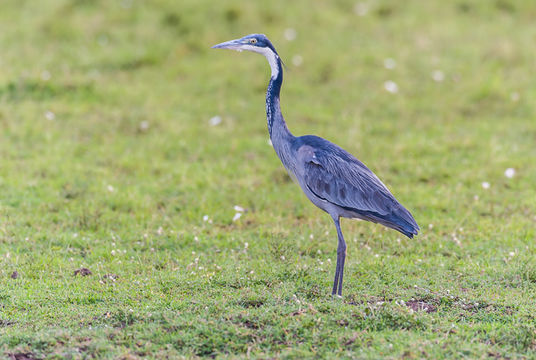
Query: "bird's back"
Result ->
[[292, 135, 419, 238]]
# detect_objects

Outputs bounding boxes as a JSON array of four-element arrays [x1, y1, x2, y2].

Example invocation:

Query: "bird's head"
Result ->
[[212, 34, 278, 57]]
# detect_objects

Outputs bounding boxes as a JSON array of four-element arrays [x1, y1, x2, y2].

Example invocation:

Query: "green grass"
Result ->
[[1, 0, 536, 358]]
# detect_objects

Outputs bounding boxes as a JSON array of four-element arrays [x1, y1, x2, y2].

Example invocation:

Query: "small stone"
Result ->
[[431, 70, 444, 82], [383, 58, 396, 70], [232, 212, 242, 222], [209, 116, 222, 126], [44, 111, 55, 121], [41, 70, 51, 81], [292, 55, 303, 66], [139, 121, 149, 131], [384, 80, 398, 93], [510, 92, 520, 102], [102, 273, 118, 282], [284, 28, 297, 41], [354, 2, 368, 16]]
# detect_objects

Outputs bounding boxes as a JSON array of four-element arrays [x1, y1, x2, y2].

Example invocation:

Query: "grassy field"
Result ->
[[1, 0, 536, 358]]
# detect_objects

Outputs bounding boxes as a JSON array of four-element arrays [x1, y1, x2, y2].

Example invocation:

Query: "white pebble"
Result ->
[[209, 116, 222, 126], [234, 205, 245, 212], [41, 70, 51, 81], [432, 70, 444, 82], [510, 92, 520, 102], [504, 168, 515, 178], [292, 55, 303, 67], [44, 111, 55, 121], [139, 121, 149, 131], [384, 80, 398, 93], [354, 2, 368, 16], [284, 28, 297, 41], [121, 0, 132, 9], [232, 212, 242, 222], [481, 181, 490, 189], [383, 58, 396, 70]]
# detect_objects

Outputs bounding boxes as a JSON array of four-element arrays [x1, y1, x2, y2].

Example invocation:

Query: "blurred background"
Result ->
[[1, 0, 534, 232], [0, 0, 535, 357]]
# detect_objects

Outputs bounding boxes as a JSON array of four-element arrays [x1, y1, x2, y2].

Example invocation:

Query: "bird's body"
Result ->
[[213, 34, 419, 296]]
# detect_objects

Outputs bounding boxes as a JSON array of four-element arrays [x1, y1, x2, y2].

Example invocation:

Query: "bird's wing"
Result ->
[[297, 137, 397, 216], [296, 135, 419, 237]]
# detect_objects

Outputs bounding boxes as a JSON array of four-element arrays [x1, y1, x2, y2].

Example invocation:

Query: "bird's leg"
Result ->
[[332, 255, 341, 296], [331, 217, 347, 297], [336, 221, 347, 296]]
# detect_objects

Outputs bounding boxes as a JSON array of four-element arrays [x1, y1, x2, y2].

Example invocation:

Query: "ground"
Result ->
[[1, 0, 535, 358]]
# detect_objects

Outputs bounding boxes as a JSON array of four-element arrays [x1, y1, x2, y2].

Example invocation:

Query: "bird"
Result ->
[[212, 34, 419, 296]]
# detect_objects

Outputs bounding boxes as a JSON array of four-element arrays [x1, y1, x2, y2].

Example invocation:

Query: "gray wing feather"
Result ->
[[296, 136, 419, 237], [303, 151, 394, 215], [297, 138, 402, 217]]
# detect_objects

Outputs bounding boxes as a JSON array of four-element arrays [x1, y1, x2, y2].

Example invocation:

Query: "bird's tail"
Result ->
[[382, 204, 420, 239]]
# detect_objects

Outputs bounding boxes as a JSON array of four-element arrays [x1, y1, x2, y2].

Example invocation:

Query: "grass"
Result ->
[[1, 0, 535, 358]]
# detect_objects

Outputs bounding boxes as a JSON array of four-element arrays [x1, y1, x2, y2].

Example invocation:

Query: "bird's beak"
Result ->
[[211, 38, 245, 51]]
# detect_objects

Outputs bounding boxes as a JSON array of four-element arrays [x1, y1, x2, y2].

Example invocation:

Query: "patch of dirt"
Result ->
[[290, 309, 306, 316], [347, 295, 438, 313], [75, 337, 92, 355], [227, 314, 262, 330], [243, 320, 259, 329], [290, 303, 318, 316], [406, 299, 438, 313], [238, 298, 265, 308], [347, 295, 390, 307], [0, 319, 15, 327], [164, 325, 179, 333], [344, 332, 364, 346], [7, 353, 39, 360], [74, 268, 92, 276]]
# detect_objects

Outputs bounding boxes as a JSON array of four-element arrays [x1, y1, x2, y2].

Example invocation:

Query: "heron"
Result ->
[[212, 34, 419, 296]]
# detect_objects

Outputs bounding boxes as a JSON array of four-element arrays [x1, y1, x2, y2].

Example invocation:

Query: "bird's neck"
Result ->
[[264, 51, 292, 143]]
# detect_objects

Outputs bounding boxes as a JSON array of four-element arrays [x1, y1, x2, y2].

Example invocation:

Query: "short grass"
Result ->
[[1, 0, 536, 358]]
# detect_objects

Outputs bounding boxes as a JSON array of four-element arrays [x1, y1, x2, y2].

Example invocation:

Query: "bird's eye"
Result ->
[[249, 38, 257, 44]]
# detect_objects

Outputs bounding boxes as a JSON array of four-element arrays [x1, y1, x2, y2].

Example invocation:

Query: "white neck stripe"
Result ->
[[240, 45, 279, 78]]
